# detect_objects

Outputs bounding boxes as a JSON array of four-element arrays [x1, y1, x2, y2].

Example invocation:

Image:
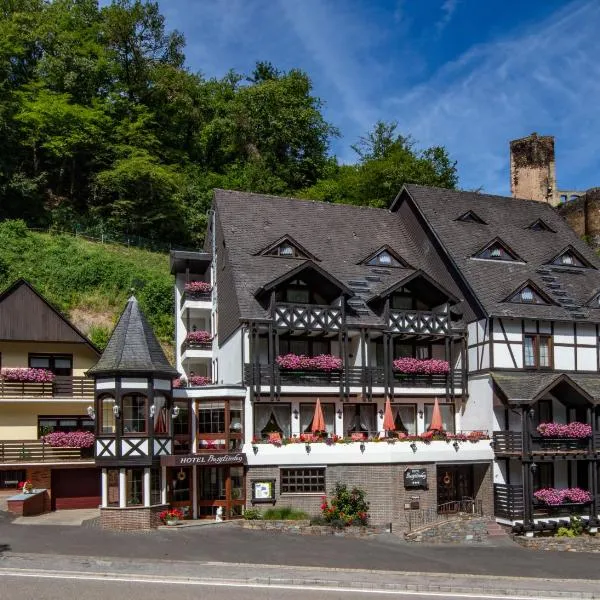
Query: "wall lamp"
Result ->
[[453, 441, 460, 451], [149, 405, 156, 418], [305, 442, 311, 453], [360, 441, 365, 453], [112, 405, 120, 418], [410, 442, 417, 453], [530, 462, 538, 474], [418, 409, 424, 419], [252, 443, 258, 455], [528, 408, 535, 419], [337, 408, 343, 419], [87, 406, 96, 420], [172, 405, 180, 418], [293, 409, 299, 419], [378, 409, 384, 418]]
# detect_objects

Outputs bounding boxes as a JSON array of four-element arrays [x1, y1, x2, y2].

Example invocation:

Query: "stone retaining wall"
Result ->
[[237, 519, 387, 537], [515, 535, 600, 552], [405, 516, 489, 543]]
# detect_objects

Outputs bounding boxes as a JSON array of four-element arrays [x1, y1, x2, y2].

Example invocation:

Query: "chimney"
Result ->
[[509, 133, 558, 205]]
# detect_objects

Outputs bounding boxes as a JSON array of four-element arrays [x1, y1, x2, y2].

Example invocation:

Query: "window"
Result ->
[[391, 404, 417, 435], [254, 403, 291, 439], [279, 337, 330, 356], [281, 468, 325, 494], [107, 469, 119, 506], [263, 237, 311, 259], [375, 341, 431, 365], [126, 468, 144, 506], [100, 396, 116, 434], [38, 415, 94, 437], [550, 248, 591, 268], [507, 284, 550, 305], [122, 394, 147, 435], [150, 468, 161, 506], [300, 402, 335, 434], [473, 239, 522, 262], [524, 335, 552, 368], [0, 469, 26, 489], [362, 246, 408, 268], [173, 400, 190, 454], [198, 402, 225, 434], [170, 467, 191, 502], [533, 463, 553, 491], [29, 354, 72, 376], [527, 219, 554, 232], [197, 399, 243, 451], [533, 399, 553, 426], [424, 403, 455, 433], [456, 210, 487, 225], [343, 404, 377, 437]]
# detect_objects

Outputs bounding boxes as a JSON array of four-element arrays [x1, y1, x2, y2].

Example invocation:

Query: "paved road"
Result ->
[[1, 512, 600, 581]]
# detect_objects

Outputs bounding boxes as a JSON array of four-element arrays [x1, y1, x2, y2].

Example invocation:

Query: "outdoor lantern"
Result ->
[[528, 408, 535, 419], [305, 442, 311, 453], [378, 409, 384, 418], [112, 404, 120, 418], [252, 444, 258, 455], [149, 404, 156, 418], [453, 441, 460, 451], [337, 408, 343, 419], [87, 406, 96, 420], [293, 409, 299, 419], [172, 405, 180, 418], [530, 462, 538, 473], [418, 409, 424, 419], [410, 442, 418, 452], [360, 441, 365, 453]]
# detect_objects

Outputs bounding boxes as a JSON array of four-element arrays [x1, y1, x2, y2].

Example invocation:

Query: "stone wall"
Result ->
[[100, 504, 167, 531], [405, 516, 490, 543], [557, 188, 600, 248], [515, 535, 600, 553], [238, 519, 386, 537]]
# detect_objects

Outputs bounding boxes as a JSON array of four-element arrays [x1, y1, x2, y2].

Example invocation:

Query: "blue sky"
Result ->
[[123, 0, 600, 195]]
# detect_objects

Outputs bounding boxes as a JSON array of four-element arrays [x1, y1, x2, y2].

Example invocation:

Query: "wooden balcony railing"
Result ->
[[494, 483, 524, 520], [369, 368, 453, 388], [0, 376, 94, 399], [493, 430, 598, 455], [0, 440, 93, 464], [492, 431, 523, 455], [388, 310, 449, 335], [273, 303, 343, 332], [180, 290, 211, 308]]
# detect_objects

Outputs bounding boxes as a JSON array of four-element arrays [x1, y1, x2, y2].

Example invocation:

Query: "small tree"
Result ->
[[320, 482, 369, 527]]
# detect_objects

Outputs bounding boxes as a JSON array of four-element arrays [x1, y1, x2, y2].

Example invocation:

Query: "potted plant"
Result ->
[[159, 508, 184, 526], [18, 480, 34, 494]]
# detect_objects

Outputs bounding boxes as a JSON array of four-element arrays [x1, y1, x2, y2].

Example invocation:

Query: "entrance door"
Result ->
[[167, 467, 192, 519], [198, 466, 244, 518], [51, 468, 101, 510], [437, 465, 474, 509]]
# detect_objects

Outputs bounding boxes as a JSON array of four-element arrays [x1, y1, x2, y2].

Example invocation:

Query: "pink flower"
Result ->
[[42, 431, 95, 448], [185, 330, 212, 345], [184, 281, 211, 294], [1, 368, 55, 383], [276, 354, 342, 371], [392, 358, 449, 375], [537, 422, 592, 439], [534, 487, 592, 505]]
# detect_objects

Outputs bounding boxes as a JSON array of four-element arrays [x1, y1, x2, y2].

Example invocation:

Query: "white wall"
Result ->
[[462, 376, 494, 432], [216, 327, 243, 385], [492, 318, 522, 369], [467, 319, 490, 372]]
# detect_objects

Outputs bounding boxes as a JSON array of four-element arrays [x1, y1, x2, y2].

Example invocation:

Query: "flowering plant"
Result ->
[[18, 480, 33, 492], [392, 358, 450, 375], [184, 281, 212, 294], [276, 354, 342, 371], [173, 376, 212, 388], [537, 422, 592, 439], [42, 430, 95, 448], [185, 330, 212, 345], [159, 508, 184, 523], [1, 368, 55, 383], [534, 487, 592, 505], [321, 483, 369, 527]]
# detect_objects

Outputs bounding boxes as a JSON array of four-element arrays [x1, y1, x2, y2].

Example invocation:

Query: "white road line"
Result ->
[[0, 568, 578, 600]]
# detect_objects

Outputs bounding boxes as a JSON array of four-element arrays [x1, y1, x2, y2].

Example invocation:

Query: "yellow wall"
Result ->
[[0, 342, 98, 375], [0, 401, 92, 440]]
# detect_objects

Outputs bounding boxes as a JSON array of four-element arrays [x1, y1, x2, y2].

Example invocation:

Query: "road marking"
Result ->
[[0, 568, 580, 600]]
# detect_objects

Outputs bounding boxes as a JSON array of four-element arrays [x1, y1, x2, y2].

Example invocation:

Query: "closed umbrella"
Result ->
[[383, 396, 395, 432], [428, 397, 444, 432], [311, 398, 326, 434]]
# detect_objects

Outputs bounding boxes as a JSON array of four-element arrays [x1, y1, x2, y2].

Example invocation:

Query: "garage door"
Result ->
[[51, 468, 101, 510]]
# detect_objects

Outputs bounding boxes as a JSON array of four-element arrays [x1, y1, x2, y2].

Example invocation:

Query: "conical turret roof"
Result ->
[[88, 296, 178, 378]]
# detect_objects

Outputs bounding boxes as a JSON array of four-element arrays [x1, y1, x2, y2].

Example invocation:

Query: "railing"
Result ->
[[388, 310, 449, 335], [533, 501, 593, 518], [406, 498, 483, 531], [492, 431, 523, 455], [181, 339, 212, 355], [530, 435, 591, 453], [273, 303, 343, 332], [370, 368, 452, 388], [493, 484, 524, 520], [0, 440, 93, 463], [0, 376, 94, 399], [594, 432, 600, 449], [180, 290, 211, 308]]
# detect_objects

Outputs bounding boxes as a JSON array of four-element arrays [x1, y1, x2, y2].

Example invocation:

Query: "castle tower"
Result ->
[[509, 133, 558, 205]]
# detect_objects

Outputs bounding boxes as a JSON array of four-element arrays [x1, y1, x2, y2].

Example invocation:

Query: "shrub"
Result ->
[[556, 527, 576, 538], [321, 482, 369, 526], [556, 516, 584, 537], [243, 508, 262, 520], [262, 507, 309, 520]]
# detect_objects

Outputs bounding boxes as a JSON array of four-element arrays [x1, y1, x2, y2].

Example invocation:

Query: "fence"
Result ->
[[406, 498, 483, 531]]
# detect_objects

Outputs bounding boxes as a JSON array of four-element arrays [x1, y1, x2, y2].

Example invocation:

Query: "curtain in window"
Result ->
[[300, 403, 335, 434], [254, 404, 291, 438], [425, 404, 455, 433], [101, 396, 116, 434], [153, 395, 168, 434], [539, 337, 550, 367], [524, 336, 535, 367], [344, 404, 376, 435], [392, 405, 416, 434]]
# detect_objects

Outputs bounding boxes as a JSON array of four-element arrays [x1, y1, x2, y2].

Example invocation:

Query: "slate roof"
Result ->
[[88, 296, 178, 377], [212, 189, 466, 335], [491, 372, 600, 404], [401, 184, 600, 322]]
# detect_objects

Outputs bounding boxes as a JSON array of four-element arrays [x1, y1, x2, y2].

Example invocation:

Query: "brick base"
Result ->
[[100, 505, 168, 531]]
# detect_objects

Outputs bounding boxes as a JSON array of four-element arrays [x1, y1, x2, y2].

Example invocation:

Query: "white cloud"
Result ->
[[435, 0, 459, 34]]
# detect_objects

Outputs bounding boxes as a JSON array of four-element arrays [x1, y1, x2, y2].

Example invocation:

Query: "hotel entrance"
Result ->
[[437, 464, 474, 508], [197, 465, 245, 518]]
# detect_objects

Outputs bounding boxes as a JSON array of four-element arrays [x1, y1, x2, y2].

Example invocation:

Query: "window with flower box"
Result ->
[[38, 415, 94, 437], [197, 399, 243, 451], [281, 468, 325, 494], [254, 403, 291, 440], [300, 402, 335, 435], [343, 404, 377, 437], [424, 403, 455, 433], [390, 404, 417, 435], [29, 354, 72, 376]]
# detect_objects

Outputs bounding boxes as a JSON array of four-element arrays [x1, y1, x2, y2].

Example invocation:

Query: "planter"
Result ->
[[533, 501, 592, 517], [531, 435, 589, 451], [165, 519, 179, 526]]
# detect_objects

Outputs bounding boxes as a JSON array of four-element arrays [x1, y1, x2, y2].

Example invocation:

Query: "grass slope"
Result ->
[[0, 220, 174, 352]]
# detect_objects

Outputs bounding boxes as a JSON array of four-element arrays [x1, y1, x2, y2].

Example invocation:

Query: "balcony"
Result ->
[[0, 376, 94, 400], [493, 430, 597, 456], [370, 368, 452, 389], [273, 303, 342, 332], [492, 431, 523, 455], [388, 310, 449, 335], [180, 289, 212, 311], [0, 440, 93, 464]]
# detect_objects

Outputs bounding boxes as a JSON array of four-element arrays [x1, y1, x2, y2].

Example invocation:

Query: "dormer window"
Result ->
[[456, 210, 487, 225], [473, 238, 523, 262], [258, 235, 316, 260], [362, 246, 410, 268], [549, 246, 593, 269], [506, 282, 551, 305], [527, 219, 555, 232]]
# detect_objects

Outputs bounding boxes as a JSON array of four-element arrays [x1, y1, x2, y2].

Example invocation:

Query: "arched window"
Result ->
[[122, 394, 147, 435], [100, 395, 116, 435]]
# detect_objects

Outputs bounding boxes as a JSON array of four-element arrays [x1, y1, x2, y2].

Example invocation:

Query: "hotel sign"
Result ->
[[161, 453, 246, 467], [404, 468, 428, 489]]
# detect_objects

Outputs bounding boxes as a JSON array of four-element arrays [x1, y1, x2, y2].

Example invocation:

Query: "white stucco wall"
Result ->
[[462, 375, 494, 432], [216, 327, 243, 386]]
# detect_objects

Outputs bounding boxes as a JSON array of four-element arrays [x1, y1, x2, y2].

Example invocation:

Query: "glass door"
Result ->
[[198, 466, 245, 518]]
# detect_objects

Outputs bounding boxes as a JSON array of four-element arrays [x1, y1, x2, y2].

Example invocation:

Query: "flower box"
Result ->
[[276, 354, 342, 371], [533, 487, 592, 506], [184, 281, 212, 295], [173, 376, 212, 388], [392, 358, 449, 375], [42, 431, 95, 449], [1, 368, 55, 383], [185, 331, 212, 346], [536, 422, 592, 439]]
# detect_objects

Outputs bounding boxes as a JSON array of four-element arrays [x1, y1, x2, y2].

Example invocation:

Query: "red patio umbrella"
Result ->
[[428, 397, 444, 432], [382, 396, 395, 432], [311, 398, 326, 434]]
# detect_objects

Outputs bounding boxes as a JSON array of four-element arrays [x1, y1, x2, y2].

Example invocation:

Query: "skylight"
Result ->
[[473, 239, 523, 262], [259, 235, 314, 260]]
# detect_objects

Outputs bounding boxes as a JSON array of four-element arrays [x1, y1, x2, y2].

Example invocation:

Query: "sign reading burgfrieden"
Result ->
[[404, 467, 428, 489], [161, 453, 246, 467]]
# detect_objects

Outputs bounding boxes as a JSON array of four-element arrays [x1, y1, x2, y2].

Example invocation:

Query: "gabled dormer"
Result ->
[[361, 245, 411, 268], [456, 210, 487, 225], [504, 281, 553, 306], [257, 235, 317, 261], [548, 246, 594, 269], [472, 238, 524, 263], [526, 218, 555, 233]]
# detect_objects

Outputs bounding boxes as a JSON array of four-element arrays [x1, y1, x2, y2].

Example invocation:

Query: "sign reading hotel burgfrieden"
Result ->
[[161, 453, 246, 467], [404, 467, 428, 489]]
